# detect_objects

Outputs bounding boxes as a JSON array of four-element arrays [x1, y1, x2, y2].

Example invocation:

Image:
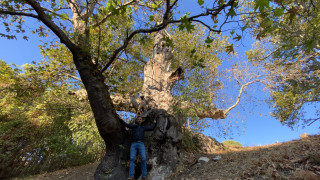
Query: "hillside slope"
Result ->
[[173, 134, 320, 180], [12, 134, 320, 180]]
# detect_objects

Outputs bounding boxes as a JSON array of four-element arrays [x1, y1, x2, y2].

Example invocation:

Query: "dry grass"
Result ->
[[173, 134, 320, 180]]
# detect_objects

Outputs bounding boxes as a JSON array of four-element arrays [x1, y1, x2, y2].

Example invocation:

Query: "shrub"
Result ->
[[222, 140, 243, 148]]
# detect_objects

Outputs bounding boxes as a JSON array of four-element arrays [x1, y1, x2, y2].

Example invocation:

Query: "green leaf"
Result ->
[[218, 0, 225, 6], [178, 16, 195, 32], [306, 39, 314, 51], [151, 3, 158, 9], [149, 15, 154, 22], [254, 0, 269, 12], [226, 44, 234, 54], [205, 37, 213, 44], [241, 25, 247, 31], [274, 8, 284, 17], [233, 34, 242, 41], [198, 0, 204, 6], [190, 48, 196, 58], [260, 19, 273, 28], [228, 8, 236, 18], [163, 36, 174, 48]]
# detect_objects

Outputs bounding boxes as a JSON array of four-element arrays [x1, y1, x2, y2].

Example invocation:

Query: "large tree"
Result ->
[[0, 0, 255, 179]]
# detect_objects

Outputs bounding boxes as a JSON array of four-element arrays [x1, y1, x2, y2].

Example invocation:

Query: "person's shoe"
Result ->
[[127, 177, 134, 180], [142, 177, 146, 180]]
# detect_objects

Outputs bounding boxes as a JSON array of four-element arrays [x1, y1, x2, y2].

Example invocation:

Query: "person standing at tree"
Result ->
[[120, 115, 157, 180]]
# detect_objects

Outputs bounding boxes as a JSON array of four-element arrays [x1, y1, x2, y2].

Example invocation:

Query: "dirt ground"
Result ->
[[10, 134, 320, 180], [10, 162, 99, 180], [172, 134, 320, 180]]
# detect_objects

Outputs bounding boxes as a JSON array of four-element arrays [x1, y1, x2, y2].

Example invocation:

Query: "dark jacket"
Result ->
[[120, 119, 156, 142]]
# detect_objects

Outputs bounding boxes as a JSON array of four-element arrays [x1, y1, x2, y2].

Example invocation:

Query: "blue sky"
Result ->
[[1, 1, 319, 147]]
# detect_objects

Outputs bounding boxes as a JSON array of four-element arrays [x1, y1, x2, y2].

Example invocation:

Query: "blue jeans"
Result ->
[[129, 142, 147, 178]]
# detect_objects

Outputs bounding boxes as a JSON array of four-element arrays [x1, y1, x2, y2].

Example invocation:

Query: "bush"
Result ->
[[0, 61, 105, 179], [181, 128, 201, 152], [222, 140, 243, 148]]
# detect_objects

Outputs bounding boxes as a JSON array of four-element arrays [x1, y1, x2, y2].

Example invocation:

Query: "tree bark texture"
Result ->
[[72, 53, 129, 179], [140, 30, 183, 113], [92, 109, 182, 180]]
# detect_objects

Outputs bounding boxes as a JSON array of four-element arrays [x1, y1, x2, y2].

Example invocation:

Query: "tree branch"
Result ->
[[92, 0, 137, 28], [67, 0, 82, 21], [69, 89, 140, 113], [101, 0, 235, 73], [307, 117, 320, 126], [193, 19, 219, 32], [179, 101, 226, 119], [111, 93, 140, 113], [224, 80, 259, 114], [65, 73, 82, 81], [25, 0, 78, 54], [0, 10, 38, 18], [82, 0, 97, 20], [101, 0, 175, 73]]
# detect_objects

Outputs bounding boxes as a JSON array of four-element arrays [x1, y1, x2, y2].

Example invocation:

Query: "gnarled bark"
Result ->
[[140, 30, 184, 112]]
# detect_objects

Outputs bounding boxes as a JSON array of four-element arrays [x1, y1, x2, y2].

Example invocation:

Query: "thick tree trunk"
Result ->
[[140, 30, 183, 113], [92, 109, 182, 180], [92, 31, 183, 179], [136, 31, 183, 179], [144, 109, 182, 180], [72, 52, 130, 179]]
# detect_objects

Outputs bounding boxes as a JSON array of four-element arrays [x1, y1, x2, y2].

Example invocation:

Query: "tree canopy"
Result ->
[[245, 0, 320, 127], [0, 60, 103, 178]]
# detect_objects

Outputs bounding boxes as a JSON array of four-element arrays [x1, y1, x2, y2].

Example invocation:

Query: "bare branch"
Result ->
[[307, 117, 320, 126], [167, 0, 236, 33], [224, 80, 259, 114], [193, 19, 218, 32], [65, 73, 82, 81], [0, 10, 38, 18], [42, 7, 73, 23]]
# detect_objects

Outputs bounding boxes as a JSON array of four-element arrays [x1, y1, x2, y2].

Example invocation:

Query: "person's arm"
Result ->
[[119, 118, 136, 129], [144, 120, 157, 131]]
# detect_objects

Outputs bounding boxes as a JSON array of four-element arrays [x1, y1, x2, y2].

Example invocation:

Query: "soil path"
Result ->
[[12, 162, 99, 180]]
